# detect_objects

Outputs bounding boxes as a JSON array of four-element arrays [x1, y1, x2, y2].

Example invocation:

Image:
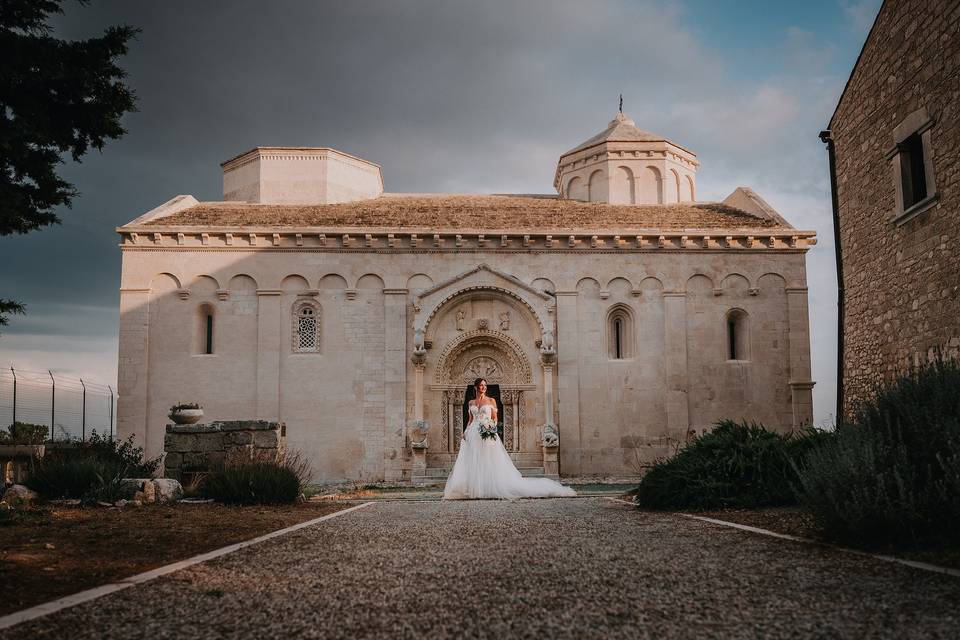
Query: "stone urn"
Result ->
[[168, 404, 204, 425]]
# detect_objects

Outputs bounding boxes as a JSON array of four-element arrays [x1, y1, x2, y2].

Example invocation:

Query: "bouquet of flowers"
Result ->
[[476, 415, 498, 441]]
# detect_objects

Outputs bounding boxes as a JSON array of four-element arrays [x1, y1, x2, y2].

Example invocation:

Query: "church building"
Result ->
[[116, 112, 816, 482]]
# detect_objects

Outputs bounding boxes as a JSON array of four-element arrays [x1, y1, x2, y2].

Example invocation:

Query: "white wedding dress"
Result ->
[[443, 404, 576, 500]]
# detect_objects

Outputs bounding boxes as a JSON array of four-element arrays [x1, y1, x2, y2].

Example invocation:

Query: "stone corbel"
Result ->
[[748, 287, 760, 296], [412, 327, 427, 365], [216, 289, 229, 301], [345, 289, 357, 300], [599, 290, 611, 300], [177, 289, 190, 300]]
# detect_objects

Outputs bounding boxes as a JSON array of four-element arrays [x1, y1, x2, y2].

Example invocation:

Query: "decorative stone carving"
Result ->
[[456, 309, 465, 331], [412, 327, 427, 364], [499, 310, 510, 331], [408, 419, 429, 448], [540, 328, 555, 354], [462, 355, 504, 383], [541, 423, 559, 448], [434, 329, 532, 385], [478, 318, 489, 330]]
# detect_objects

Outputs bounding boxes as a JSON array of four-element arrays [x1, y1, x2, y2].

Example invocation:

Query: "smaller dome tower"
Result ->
[[554, 112, 699, 205]]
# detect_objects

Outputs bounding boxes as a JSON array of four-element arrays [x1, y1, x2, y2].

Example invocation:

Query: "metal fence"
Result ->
[[0, 367, 115, 441]]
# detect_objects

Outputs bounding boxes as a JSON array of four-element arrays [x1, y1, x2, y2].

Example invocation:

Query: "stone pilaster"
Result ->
[[383, 288, 408, 481], [255, 290, 282, 421], [555, 291, 581, 475], [663, 291, 690, 435], [117, 288, 152, 455], [786, 286, 815, 428]]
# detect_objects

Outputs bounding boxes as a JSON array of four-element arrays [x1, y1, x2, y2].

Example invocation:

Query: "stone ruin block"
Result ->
[[163, 420, 285, 481]]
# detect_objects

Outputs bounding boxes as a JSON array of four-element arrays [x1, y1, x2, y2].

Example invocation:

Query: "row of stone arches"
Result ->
[[148, 272, 388, 292], [149, 271, 792, 298], [564, 166, 695, 204]]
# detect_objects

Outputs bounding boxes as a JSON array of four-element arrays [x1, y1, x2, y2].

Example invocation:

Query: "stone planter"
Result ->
[[169, 408, 204, 425]]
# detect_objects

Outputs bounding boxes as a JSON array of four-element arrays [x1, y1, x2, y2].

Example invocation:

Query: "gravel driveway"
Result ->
[[5, 498, 960, 639]]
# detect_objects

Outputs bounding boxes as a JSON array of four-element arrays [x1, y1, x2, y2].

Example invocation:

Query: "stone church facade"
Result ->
[[116, 113, 816, 482], [826, 0, 959, 413]]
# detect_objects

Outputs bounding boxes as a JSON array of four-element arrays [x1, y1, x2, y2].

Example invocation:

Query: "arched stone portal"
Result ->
[[433, 329, 533, 453], [408, 265, 558, 476]]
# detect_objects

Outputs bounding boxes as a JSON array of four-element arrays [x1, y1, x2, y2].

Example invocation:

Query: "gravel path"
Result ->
[[5, 498, 960, 639]]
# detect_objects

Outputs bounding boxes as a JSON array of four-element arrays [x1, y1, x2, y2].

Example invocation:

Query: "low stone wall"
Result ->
[[163, 420, 285, 481]]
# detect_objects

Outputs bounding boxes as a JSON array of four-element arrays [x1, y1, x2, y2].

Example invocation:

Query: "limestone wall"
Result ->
[[117, 244, 812, 481], [831, 0, 960, 413]]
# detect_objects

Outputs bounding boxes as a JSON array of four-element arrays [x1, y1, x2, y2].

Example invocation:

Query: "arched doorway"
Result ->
[[433, 329, 532, 453]]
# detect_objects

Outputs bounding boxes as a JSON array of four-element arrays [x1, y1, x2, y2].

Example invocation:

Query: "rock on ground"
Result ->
[[2, 498, 959, 639], [1, 484, 38, 507]]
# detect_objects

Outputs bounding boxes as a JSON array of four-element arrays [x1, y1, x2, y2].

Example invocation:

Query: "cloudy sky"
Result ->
[[0, 0, 882, 427]]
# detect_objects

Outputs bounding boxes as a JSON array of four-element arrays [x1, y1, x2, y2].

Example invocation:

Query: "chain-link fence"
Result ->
[[0, 367, 115, 441]]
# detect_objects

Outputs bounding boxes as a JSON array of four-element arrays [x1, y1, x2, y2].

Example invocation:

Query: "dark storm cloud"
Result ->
[[0, 0, 874, 423]]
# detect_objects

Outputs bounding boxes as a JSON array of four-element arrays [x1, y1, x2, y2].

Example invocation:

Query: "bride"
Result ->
[[443, 377, 576, 500]]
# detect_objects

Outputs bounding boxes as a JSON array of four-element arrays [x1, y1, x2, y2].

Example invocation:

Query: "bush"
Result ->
[[633, 420, 826, 510], [26, 456, 117, 500], [202, 451, 309, 505], [796, 358, 960, 546], [202, 463, 302, 505], [1, 422, 48, 444], [24, 431, 162, 502], [79, 431, 163, 478]]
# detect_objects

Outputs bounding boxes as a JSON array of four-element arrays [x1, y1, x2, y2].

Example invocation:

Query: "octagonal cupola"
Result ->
[[554, 112, 699, 204]]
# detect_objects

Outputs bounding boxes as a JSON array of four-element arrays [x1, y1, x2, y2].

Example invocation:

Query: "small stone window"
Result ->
[[889, 108, 937, 223], [195, 303, 215, 355], [726, 309, 749, 361], [293, 301, 320, 353], [607, 305, 634, 360]]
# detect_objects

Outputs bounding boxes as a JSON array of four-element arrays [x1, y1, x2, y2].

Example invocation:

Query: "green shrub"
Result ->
[[79, 431, 163, 478], [24, 431, 162, 502], [25, 456, 117, 500], [3, 422, 48, 444], [202, 462, 302, 505], [796, 358, 960, 546], [634, 420, 826, 510]]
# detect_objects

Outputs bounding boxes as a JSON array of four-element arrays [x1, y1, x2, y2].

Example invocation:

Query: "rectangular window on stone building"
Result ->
[[899, 133, 927, 210], [889, 108, 937, 223]]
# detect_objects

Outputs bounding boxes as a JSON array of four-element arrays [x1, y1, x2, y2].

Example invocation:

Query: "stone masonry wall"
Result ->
[[163, 420, 284, 481], [832, 0, 960, 412]]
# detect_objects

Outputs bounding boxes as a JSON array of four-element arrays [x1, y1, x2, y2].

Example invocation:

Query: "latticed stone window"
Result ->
[[293, 302, 320, 353]]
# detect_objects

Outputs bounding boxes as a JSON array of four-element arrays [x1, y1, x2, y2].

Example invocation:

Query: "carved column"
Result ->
[[255, 289, 282, 421], [554, 291, 581, 475], [663, 291, 690, 436], [383, 289, 408, 482], [413, 364, 425, 421], [786, 286, 815, 428]]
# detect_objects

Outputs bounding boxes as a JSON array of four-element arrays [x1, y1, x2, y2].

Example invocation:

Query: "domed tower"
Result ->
[[554, 112, 699, 204]]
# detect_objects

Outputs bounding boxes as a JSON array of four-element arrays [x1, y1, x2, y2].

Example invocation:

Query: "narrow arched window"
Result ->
[[607, 305, 634, 359], [727, 309, 750, 361], [195, 303, 215, 355], [292, 301, 321, 353]]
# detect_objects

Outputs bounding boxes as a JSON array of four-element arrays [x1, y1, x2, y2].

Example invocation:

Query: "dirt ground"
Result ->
[[0, 500, 354, 616]]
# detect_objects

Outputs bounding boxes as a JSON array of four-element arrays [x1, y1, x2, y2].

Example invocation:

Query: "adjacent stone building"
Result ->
[[827, 0, 959, 413], [116, 113, 816, 482]]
